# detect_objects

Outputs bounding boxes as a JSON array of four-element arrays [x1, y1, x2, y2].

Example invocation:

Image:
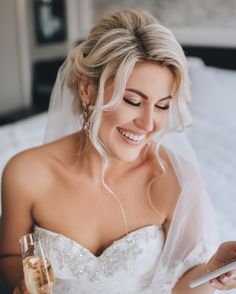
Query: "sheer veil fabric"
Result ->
[[43, 59, 219, 292], [43, 59, 82, 144]]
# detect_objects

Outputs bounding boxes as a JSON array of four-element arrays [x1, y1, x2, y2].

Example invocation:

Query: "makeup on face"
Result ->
[[98, 62, 174, 162], [123, 88, 172, 110]]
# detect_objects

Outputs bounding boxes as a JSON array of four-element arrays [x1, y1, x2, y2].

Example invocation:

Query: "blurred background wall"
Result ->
[[94, 0, 236, 28], [0, 0, 236, 123]]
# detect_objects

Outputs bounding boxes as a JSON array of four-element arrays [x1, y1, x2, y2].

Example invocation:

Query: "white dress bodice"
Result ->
[[34, 225, 165, 294], [32, 143, 217, 293]]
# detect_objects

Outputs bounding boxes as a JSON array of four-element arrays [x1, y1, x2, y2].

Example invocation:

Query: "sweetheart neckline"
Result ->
[[34, 224, 163, 258]]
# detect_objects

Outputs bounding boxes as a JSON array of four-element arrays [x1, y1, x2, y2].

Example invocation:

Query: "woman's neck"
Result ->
[[77, 139, 148, 184]]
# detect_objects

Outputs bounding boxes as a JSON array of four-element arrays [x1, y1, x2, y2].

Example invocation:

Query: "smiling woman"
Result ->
[[1, 8, 236, 294], [96, 63, 174, 162]]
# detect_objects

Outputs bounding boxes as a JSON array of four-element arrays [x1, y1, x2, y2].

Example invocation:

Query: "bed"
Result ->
[[0, 48, 236, 293], [187, 54, 236, 241]]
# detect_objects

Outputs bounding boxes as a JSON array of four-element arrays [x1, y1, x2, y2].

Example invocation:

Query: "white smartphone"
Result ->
[[189, 260, 236, 288]]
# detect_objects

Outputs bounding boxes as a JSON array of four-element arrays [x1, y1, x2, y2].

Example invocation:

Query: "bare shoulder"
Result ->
[[3, 140, 58, 184], [2, 146, 52, 206], [0, 145, 55, 255], [2, 133, 77, 201]]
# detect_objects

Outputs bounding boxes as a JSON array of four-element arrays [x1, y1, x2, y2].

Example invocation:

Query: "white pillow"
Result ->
[[0, 113, 47, 215], [187, 56, 236, 124]]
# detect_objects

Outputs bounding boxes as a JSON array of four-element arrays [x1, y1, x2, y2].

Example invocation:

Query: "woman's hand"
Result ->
[[207, 241, 236, 291], [13, 278, 30, 294]]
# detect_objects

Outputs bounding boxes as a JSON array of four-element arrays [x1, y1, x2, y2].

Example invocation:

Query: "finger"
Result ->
[[209, 278, 230, 291], [221, 276, 236, 289], [220, 273, 236, 289]]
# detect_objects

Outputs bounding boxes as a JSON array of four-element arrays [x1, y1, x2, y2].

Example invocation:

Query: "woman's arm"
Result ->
[[173, 263, 215, 294], [0, 255, 24, 288], [0, 153, 35, 290], [174, 241, 236, 293]]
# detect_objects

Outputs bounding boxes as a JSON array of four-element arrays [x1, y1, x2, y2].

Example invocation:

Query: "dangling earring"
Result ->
[[81, 102, 90, 135]]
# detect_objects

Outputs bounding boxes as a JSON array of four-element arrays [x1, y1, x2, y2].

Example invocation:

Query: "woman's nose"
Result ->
[[134, 107, 154, 132]]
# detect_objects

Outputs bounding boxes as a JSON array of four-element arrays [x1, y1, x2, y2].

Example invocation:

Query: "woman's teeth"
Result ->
[[117, 128, 145, 142]]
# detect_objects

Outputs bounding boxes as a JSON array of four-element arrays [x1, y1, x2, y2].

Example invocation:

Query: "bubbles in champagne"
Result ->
[[23, 256, 55, 294]]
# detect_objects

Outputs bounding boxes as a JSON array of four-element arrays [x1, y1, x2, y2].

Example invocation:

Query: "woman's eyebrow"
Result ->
[[126, 88, 172, 101]]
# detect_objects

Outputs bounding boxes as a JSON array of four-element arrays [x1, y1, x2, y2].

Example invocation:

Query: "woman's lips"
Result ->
[[117, 127, 145, 144]]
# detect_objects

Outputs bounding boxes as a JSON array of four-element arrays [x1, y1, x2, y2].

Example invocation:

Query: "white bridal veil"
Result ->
[[43, 58, 219, 293]]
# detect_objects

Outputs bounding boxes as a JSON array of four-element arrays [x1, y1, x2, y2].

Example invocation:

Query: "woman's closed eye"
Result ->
[[123, 97, 170, 110], [155, 103, 170, 110], [123, 97, 141, 106]]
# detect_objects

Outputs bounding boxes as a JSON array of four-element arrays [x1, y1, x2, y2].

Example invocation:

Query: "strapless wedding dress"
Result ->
[[32, 139, 220, 293], [33, 144, 217, 293], [34, 225, 165, 294]]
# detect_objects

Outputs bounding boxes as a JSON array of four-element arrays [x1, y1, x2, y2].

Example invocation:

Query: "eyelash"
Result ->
[[123, 97, 170, 110]]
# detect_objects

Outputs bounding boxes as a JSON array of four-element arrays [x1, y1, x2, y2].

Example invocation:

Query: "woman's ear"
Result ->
[[78, 76, 95, 105]]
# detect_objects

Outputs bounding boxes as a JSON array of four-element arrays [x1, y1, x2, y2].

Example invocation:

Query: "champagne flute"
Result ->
[[19, 233, 55, 294]]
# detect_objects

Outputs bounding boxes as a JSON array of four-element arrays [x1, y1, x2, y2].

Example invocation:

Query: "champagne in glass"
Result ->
[[19, 233, 55, 294]]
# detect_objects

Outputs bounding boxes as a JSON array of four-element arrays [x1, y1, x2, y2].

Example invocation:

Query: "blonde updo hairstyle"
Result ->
[[66, 9, 191, 178]]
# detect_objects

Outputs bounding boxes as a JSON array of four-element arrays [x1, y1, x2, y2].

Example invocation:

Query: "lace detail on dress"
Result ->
[[34, 226, 212, 293], [34, 225, 165, 293]]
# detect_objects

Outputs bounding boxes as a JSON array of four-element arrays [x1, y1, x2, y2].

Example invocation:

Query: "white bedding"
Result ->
[[0, 113, 47, 181], [187, 57, 236, 243], [1, 58, 236, 292]]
